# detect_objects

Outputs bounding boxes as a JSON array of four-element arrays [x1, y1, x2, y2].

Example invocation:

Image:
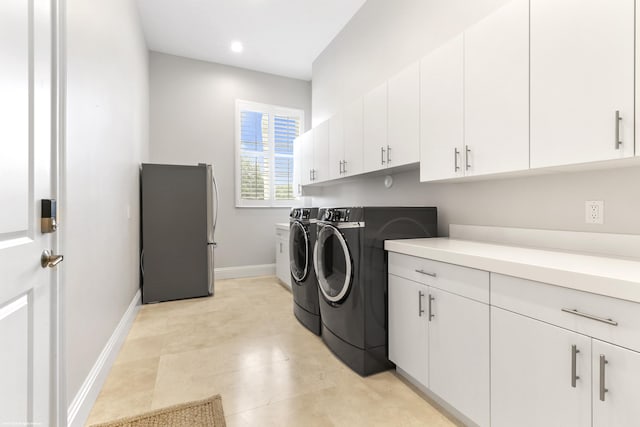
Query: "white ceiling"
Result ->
[[135, 0, 367, 81]]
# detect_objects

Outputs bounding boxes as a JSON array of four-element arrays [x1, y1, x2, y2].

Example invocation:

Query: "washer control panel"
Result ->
[[318, 207, 363, 223]]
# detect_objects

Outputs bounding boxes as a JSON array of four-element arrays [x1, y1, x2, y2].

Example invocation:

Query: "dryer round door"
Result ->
[[289, 221, 309, 282], [314, 224, 352, 303]]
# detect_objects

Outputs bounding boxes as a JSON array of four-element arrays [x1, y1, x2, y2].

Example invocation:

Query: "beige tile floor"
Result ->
[[86, 276, 458, 426]]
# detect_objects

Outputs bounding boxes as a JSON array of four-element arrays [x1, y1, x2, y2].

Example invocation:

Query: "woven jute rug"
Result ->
[[90, 394, 226, 427]]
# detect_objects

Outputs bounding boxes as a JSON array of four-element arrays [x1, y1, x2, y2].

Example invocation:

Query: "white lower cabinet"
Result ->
[[592, 340, 640, 427], [275, 226, 290, 289], [429, 288, 490, 427], [389, 253, 640, 427], [388, 275, 428, 386], [491, 307, 591, 427], [388, 254, 490, 427]]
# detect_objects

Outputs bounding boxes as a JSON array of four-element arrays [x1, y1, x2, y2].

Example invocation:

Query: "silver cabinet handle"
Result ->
[[561, 308, 618, 326], [428, 294, 435, 321], [381, 147, 386, 165], [339, 160, 343, 174], [342, 160, 347, 174], [279, 242, 283, 253], [615, 110, 622, 149], [415, 269, 436, 278], [599, 354, 608, 401], [571, 344, 580, 388], [454, 148, 460, 171], [465, 145, 471, 170], [418, 290, 424, 317], [309, 169, 313, 181], [387, 145, 391, 164]]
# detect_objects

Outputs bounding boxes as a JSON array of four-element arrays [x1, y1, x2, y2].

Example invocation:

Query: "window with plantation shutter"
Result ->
[[235, 100, 304, 207]]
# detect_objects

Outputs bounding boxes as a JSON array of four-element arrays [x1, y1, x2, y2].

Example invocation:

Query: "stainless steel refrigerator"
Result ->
[[140, 163, 218, 303]]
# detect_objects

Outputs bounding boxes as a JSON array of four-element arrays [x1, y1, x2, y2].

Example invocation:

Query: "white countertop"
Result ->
[[275, 222, 289, 231], [385, 237, 640, 303]]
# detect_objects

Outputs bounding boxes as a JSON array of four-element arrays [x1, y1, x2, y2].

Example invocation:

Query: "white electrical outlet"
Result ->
[[585, 200, 604, 224]]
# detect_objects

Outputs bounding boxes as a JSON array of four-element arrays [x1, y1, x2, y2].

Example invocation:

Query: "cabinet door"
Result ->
[[420, 35, 464, 182], [429, 288, 490, 427], [491, 307, 591, 427], [388, 61, 420, 168], [343, 97, 364, 177], [388, 275, 428, 387], [363, 82, 388, 173], [275, 234, 289, 286], [592, 340, 640, 427], [464, 0, 529, 176], [300, 131, 313, 186], [312, 121, 329, 183], [292, 136, 303, 196], [328, 112, 344, 180], [530, 0, 634, 168]]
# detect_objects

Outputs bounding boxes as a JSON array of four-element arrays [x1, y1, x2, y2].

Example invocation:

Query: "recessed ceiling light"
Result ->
[[230, 41, 243, 53]]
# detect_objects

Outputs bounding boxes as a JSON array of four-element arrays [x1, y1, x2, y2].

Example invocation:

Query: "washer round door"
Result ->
[[314, 224, 352, 303], [289, 221, 309, 282]]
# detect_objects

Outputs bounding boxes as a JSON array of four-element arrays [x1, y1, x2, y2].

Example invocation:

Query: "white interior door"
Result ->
[[0, 0, 58, 425]]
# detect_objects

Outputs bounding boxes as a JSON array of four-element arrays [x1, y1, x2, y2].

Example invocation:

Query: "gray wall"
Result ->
[[148, 52, 312, 268], [311, 0, 640, 236], [65, 0, 149, 403]]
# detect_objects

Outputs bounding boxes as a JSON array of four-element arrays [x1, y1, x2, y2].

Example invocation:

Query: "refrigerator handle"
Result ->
[[212, 172, 219, 236]]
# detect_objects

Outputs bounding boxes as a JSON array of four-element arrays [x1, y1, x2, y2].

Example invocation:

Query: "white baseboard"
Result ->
[[215, 263, 276, 280], [67, 289, 141, 427]]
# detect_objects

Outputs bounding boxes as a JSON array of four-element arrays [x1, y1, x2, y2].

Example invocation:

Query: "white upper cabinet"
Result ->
[[363, 81, 388, 173], [387, 61, 420, 168], [300, 131, 313, 186], [292, 134, 303, 196], [464, 0, 529, 176], [530, 0, 635, 168], [312, 120, 329, 183], [420, 34, 464, 182], [328, 111, 344, 180], [343, 97, 364, 177]]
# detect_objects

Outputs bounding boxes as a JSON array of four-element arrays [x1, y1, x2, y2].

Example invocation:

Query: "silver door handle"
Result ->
[[454, 148, 460, 172], [428, 294, 435, 321], [418, 290, 425, 317], [342, 160, 347, 174], [615, 110, 622, 150], [571, 344, 580, 388], [387, 145, 391, 164], [415, 269, 436, 277], [41, 250, 64, 268], [561, 308, 618, 326], [339, 160, 343, 174], [309, 169, 313, 181], [465, 145, 471, 170], [381, 147, 386, 165], [599, 354, 608, 401]]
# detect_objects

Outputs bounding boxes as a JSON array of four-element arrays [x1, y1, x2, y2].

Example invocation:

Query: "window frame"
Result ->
[[235, 99, 304, 208]]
